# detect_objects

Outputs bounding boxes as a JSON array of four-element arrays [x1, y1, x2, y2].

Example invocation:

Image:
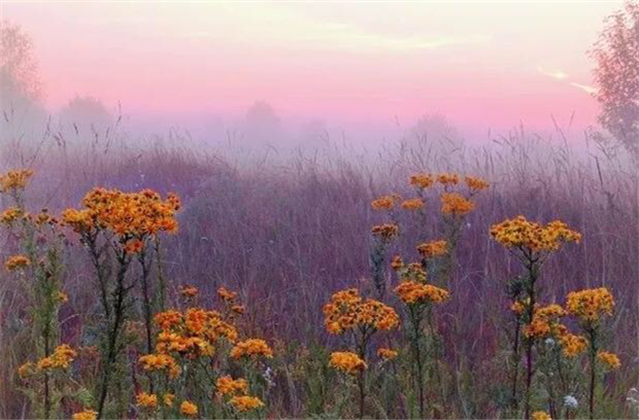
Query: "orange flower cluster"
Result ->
[[218, 286, 238, 303], [4, 255, 30, 271], [566, 287, 615, 324], [437, 173, 460, 186], [62, 188, 180, 252], [465, 176, 490, 192], [401, 198, 424, 211], [72, 409, 97, 420], [216, 375, 249, 396], [329, 351, 367, 375], [440, 192, 475, 216], [371, 195, 398, 211], [0, 207, 22, 225], [229, 395, 265, 412], [390, 255, 404, 271], [180, 284, 199, 298], [597, 351, 621, 370], [377, 348, 398, 361], [0, 169, 34, 193], [371, 223, 399, 239], [37, 344, 77, 370], [180, 401, 198, 417], [417, 240, 448, 258], [490, 216, 581, 253], [410, 173, 434, 189], [136, 392, 158, 409], [532, 411, 552, 420], [523, 304, 566, 338], [558, 333, 588, 358], [323, 288, 399, 334], [394, 281, 449, 305], [230, 338, 274, 360], [140, 307, 238, 380], [397, 262, 427, 282]]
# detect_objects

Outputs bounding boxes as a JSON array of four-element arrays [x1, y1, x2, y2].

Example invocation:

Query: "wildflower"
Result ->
[[566, 288, 614, 324], [410, 173, 434, 189], [490, 216, 581, 253], [0, 169, 34, 193], [401, 262, 427, 282], [323, 289, 399, 334], [154, 310, 183, 330], [180, 401, 198, 417], [139, 353, 177, 371], [216, 375, 249, 396], [416, 240, 448, 258], [395, 281, 449, 305], [401, 198, 424, 211], [72, 410, 97, 420], [465, 176, 489, 192], [597, 351, 621, 370], [231, 304, 245, 314], [123, 238, 144, 254], [57, 291, 69, 304], [377, 348, 398, 361], [0, 207, 23, 225], [163, 393, 175, 407], [229, 395, 265, 412], [511, 300, 527, 315], [17, 362, 36, 379], [558, 333, 587, 358], [390, 255, 404, 271], [136, 392, 158, 409], [532, 411, 552, 420], [523, 304, 566, 339], [217, 286, 238, 303], [180, 284, 199, 298], [37, 344, 77, 370], [4, 255, 30, 271], [371, 195, 398, 211], [564, 395, 579, 409], [371, 223, 399, 239], [230, 339, 274, 360], [440, 192, 474, 216], [329, 351, 367, 375], [437, 173, 459, 186]]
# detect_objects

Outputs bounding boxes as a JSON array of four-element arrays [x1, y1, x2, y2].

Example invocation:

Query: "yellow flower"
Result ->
[[490, 216, 581, 253], [465, 176, 489, 192], [440, 192, 474, 216], [371, 195, 398, 211], [523, 304, 566, 339], [217, 286, 238, 303], [597, 351, 621, 370], [390, 255, 404, 271], [0, 169, 34, 193], [4, 255, 30, 271], [371, 223, 399, 239], [410, 173, 434, 189], [163, 393, 175, 407], [532, 411, 552, 420], [139, 354, 177, 372], [180, 285, 199, 298], [216, 375, 249, 396], [401, 198, 424, 211], [72, 410, 97, 420], [558, 333, 587, 358], [329, 351, 367, 375], [229, 395, 265, 412], [17, 362, 36, 379], [230, 339, 274, 360], [37, 344, 77, 370], [56, 291, 69, 304], [136, 392, 158, 409], [0, 207, 24, 225], [416, 240, 448, 258], [180, 401, 198, 417], [394, 281, 449, 305], [566, 287, 615, 324], [323, 288, 399, 334], [377, 348, 398, 361]]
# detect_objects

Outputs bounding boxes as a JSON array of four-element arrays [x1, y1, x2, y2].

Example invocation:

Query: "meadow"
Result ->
[[0, 125, 637, 420]]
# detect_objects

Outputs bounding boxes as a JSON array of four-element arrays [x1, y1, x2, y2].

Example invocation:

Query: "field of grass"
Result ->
[[0, 127, 637, 419]]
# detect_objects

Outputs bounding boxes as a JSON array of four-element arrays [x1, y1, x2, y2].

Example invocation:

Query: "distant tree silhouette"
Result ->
[[591, 0, 639, 161], [58, 95, 113, 136]]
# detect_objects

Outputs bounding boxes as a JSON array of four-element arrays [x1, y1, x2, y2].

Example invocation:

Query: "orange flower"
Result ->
[[440, 192, 474, 216], [230, 339, 273, 360], [4, 255, 30, 271], [329, 351, 367, 374]]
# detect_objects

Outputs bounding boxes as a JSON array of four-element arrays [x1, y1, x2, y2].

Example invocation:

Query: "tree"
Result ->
[[58, 95, 113, 135], [591, 1, 639, 161], [0, 20, 43, 107]]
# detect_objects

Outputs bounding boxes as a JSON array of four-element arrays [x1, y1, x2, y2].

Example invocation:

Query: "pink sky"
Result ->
[[0, 1, 623, 134]]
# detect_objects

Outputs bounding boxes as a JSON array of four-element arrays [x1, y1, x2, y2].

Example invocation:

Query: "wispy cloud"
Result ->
[[537, 65, 569, 80], [570, 82, 597, 95]]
